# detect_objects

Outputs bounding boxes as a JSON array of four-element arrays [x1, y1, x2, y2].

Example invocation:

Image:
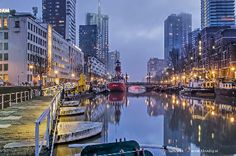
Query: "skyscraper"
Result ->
[[79, 25, 98, 58], [42, 0, 76, 44], [164, 13, 192, 60], [201, 0, 235, 29], [86, 0, 109, 69]]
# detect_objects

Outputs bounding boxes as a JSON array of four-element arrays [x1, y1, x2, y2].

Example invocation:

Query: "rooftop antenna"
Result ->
[[98, 0, 102, 16], [32, 7, 38, 17]]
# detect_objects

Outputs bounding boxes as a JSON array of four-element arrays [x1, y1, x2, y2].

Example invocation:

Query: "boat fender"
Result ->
[[120, 149, 125, 156], [141, 149, 145, 156]]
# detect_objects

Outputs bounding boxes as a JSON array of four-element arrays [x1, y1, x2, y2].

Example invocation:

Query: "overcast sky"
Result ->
[[1, 0, 201, 81]]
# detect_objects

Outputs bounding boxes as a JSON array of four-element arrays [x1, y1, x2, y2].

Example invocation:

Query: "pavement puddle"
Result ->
[[0, 111, 16, 116], [0, 116, 22, 120], [0, 124, 11, 128], [4, 141, 38, 148]]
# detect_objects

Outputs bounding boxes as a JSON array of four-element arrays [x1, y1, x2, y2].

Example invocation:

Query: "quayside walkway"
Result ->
[[0, 96, 54, 156]]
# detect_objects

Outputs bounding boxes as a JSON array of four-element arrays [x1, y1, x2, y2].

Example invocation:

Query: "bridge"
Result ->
[[126, 82, 168, 87]]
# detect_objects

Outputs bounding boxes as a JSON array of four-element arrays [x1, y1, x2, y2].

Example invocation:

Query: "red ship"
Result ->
[[108, 60, 126, 92]]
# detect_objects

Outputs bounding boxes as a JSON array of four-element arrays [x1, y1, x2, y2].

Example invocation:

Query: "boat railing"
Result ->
[[35, 89, 62, 156]]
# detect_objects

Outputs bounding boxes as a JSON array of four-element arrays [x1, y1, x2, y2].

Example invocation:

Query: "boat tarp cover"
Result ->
[[81, 140, 153, 156]]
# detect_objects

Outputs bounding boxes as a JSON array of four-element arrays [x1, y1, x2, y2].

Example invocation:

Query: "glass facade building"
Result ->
[[42, 0, 76, 44], [201, 0, 235, 29], [164, 13, 192, 61]]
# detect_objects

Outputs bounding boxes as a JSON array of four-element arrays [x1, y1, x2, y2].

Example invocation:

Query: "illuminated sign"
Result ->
[[0, 8, 10, 14]]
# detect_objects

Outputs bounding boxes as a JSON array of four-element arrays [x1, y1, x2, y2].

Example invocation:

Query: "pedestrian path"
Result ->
[[0, 96, 53, 156]]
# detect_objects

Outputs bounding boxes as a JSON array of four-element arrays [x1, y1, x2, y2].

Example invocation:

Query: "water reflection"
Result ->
[[55, 93, 236, 156]]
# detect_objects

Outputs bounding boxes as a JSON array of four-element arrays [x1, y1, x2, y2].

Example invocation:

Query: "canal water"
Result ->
[[55, 92, 236, 156]]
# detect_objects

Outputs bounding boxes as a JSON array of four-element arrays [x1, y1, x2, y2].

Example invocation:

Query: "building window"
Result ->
[[0, 54, 2, 61], [4, 32, 8, 40], [4, 53, 8, 61], [4, 43, 8, 50], [0, 18, 2, 28], [3, 18, 8, 29], [0, 43, 3, 50], [0, 64, 2, 71], [3, 64, 8, 71], [15, 21, 20, 28]]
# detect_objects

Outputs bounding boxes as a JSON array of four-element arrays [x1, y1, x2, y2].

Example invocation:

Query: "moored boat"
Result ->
[[128, 85, 146, 94], [180, 80, 215, 97], [59, 107, 85, 116], [80, 140, 154, 156], [56, 122, 103, 144], [215, 81, 236, 97], [108, 60, 126, 92]]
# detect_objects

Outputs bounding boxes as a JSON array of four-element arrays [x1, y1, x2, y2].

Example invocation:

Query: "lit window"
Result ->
[[3, 18, 8, 28]]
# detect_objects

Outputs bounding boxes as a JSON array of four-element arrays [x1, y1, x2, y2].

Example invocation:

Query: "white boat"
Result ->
[[56, 121, 103, 144], [128, 85, 146, 94], [59, 107, 85, 116], [62, 101, 80, 107], [180, 80, 215, 96]]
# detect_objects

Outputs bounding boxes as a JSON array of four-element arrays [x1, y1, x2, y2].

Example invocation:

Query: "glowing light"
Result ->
[[48, 25, 53, 74], [0, 8, 10, 13], [29, 65, 34, 69], [230, 117, 235, 123], [211, 111, 215, 116]]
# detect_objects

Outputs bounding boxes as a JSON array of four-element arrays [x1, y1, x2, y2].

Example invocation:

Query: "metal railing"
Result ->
[[35, 90, 62, 156], [0, 90, 37, 110]]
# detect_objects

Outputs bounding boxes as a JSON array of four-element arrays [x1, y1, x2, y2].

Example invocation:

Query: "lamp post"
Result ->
[[125, 73, 129, 83], [54, 70, 58, 84]]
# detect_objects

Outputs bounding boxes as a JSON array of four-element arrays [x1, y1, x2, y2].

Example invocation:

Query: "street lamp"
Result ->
[[54, 70, 58, 75], [29, 65, 34, 70], [125, 73, 129, 83], [71, 73, 75, 78], [54, 70, 59, 84]]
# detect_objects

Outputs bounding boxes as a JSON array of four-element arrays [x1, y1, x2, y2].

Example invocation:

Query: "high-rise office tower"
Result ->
[[201, 0, 235, 29], [179, 13, 192, 48], [42, 0, 76, 44], [164, 13, 192, 60], [79, 25, 98, 58], [86, 0, 109, 69]]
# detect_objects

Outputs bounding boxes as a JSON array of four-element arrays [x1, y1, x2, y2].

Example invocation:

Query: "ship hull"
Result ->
[[108, 82, 126, 92], [215, 88, 236, 97]]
